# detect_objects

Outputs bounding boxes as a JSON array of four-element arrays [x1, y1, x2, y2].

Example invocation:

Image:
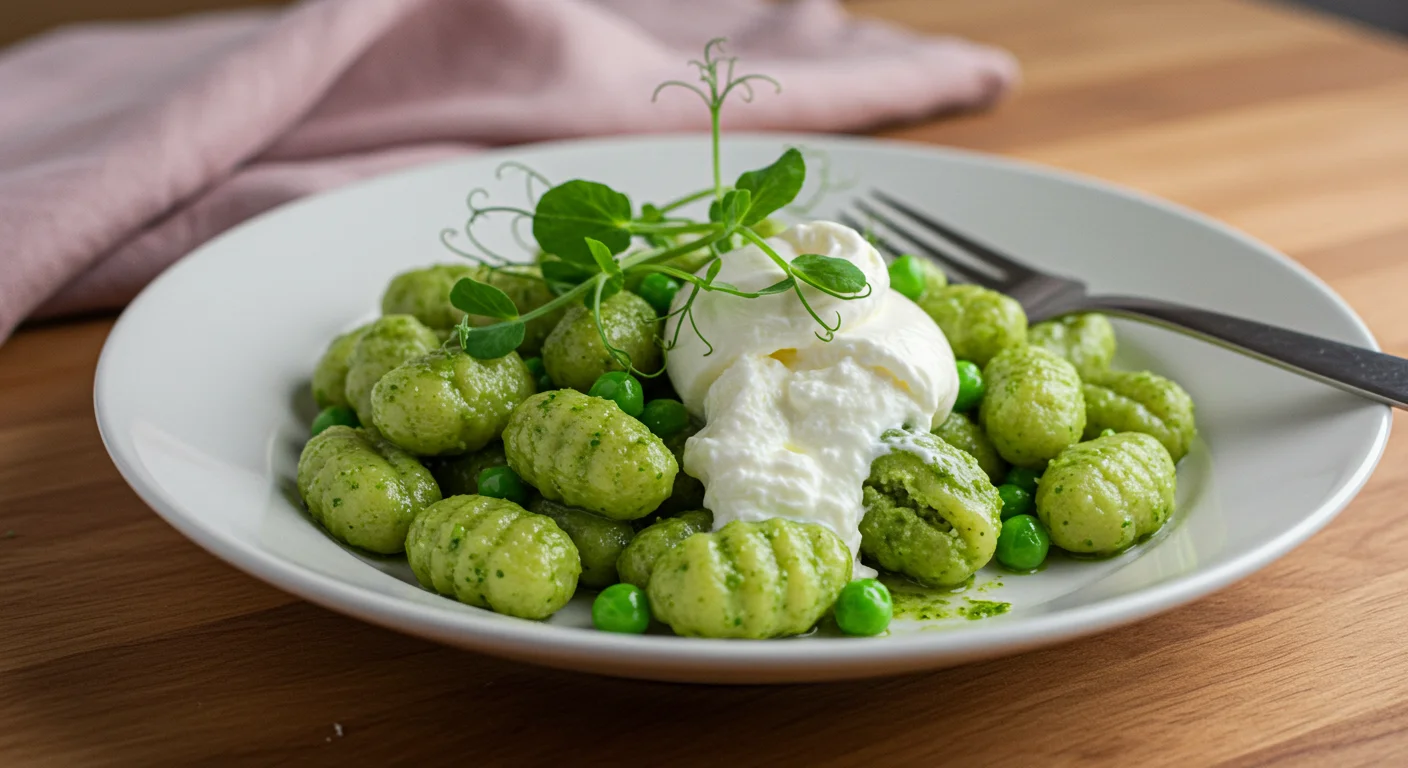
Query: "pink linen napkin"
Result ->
[[0, 0, 1019, 344]]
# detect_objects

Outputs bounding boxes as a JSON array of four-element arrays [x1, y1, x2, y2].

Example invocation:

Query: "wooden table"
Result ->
[[4, 0, 1408, 764]]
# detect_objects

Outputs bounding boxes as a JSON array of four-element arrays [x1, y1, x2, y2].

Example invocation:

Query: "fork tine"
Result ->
[[871, 189, 1034, 276], [852, 199, 1000, 287], [837, 212, 974, 285]]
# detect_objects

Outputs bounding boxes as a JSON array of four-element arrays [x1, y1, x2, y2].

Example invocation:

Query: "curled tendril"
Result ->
[[495, 161, 552, 205], [652, 80, 710, 106]]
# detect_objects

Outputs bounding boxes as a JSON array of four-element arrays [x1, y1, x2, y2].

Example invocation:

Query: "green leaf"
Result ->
[[540, 259, 597, 295], [585, 238, 624, 304], [704, 258, 723, 284], [461, 322, 526, 359], [719, 189, 752, 229], [585, 238, 622, 279], [734, 148, 805, 225], [449, 277, 518, 321], [756, 277, 795, 296], [791, 253, 868, 294], [532, 180, 633, 265]]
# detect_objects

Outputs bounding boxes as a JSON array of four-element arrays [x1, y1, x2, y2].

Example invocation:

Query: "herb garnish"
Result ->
[[443, 38, 871, 370]]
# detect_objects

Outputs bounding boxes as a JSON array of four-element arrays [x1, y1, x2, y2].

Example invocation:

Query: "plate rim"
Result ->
[[93, 132, 1393, 679]]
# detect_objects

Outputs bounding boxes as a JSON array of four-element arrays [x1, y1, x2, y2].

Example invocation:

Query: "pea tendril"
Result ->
[[440, 38, 868, 369]]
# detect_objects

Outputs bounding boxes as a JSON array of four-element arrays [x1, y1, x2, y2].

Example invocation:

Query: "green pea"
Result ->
[[1100, 427, 1118, 438], [953, 360, 986, 412], [640, 398, 690, 439], [996, 514, 1050, 571], [588, 371, 645, 417], [311, 405, 359, 436], [996, 484, 1034, 521], [638, 273, 681, 315], [522, 356, 554, 391], [887, 255, 926, 301], [592, 583, 651, 634], [1004, 466, 1042, 495], [475, 466, 530, 506], [833, 578, 893, 636]]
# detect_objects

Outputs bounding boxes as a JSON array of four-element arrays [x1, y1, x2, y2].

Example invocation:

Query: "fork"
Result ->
[[839, 190, 1408, 409]]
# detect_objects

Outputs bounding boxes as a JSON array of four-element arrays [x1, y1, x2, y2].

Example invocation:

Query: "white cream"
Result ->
[[665, 221, 958, 572]]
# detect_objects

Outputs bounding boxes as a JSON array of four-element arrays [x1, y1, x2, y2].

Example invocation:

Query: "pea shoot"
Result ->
[[588, 371, 645, 417], [311, 405, 359, 436], [996, 514, 1051, 572], [833, 578, 892, 636], [996, 483, 1034, 521], [953, 360, 986, 412], [476, 466, 531, 506], [436, 39, 874, 370], [887, 254, 926, 301], [640, 398, 690, 439], [592, 583, 651, 634]]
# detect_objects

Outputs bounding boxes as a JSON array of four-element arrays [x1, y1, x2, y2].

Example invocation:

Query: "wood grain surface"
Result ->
[[4, 0, 1408, 765]]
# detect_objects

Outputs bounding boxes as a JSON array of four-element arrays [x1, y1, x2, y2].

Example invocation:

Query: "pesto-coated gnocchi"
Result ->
[[405, 495, 580, 619], [1027, 313, 1116, 380], [311, 323, 370, 410], [382, 264, 564, 355], [528, 497, 635, 589], [541, 291, 661, 392], [1083, 369, 1197, 463], [919, 284, 1027, 366], [859, 430, 1003, 588], [1036, 432, 1176, 556], [381, 264, 478, 331], [296, 426, 441, 554], [616, 509, 712, 590], [502, 389, 678, 520], [343, 315, 441, 423], [370, 349, 535, 456], [424, 442, 507, 497], [980, 346, 1086, 468], [648, 519, 851, 639], [932, 411, 1007, 484]]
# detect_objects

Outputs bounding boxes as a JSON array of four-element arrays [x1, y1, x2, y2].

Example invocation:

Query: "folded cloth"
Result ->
[[0, 0, 1018, 343]]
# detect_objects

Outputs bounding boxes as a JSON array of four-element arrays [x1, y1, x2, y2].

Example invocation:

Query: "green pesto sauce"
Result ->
[[882, 575, 1011, 623]]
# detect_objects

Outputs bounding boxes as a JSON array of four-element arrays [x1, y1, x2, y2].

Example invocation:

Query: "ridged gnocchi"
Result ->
[[1036, 432, 1176, 556], [1083, 369, 1197, 463], [370, 348, 535, 456], [616, 510, 713, 590], [542, 291, 661, 392], [343, 315, 441, 424], [980, 346, 1086, 468], [405, 495, 580, 619], [296, 426, 441, 554], [1027, 313, 1116, 379], [502, 389, 677, 520], [648, 519, 851, 639], [919, 284, 1027, 366]]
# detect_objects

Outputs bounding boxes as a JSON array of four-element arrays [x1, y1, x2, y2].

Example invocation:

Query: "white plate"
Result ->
[[95, 135, 1390, 683]]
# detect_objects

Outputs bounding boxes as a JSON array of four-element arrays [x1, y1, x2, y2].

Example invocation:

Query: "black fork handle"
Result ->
[[1086, 295, 1408, 409]]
